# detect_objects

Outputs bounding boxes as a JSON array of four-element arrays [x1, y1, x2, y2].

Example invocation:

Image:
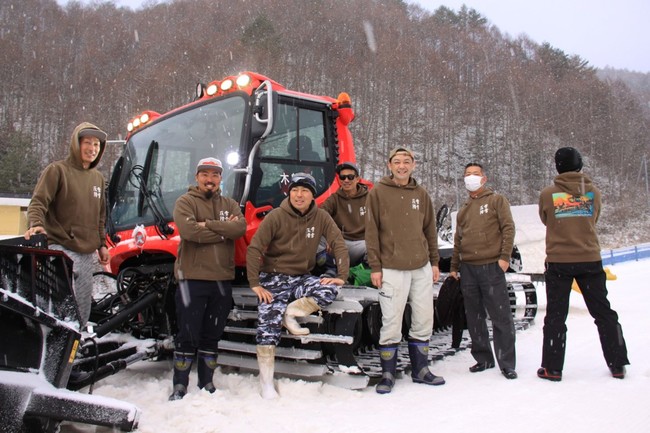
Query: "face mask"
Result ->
[[464, 175, 483, 192]]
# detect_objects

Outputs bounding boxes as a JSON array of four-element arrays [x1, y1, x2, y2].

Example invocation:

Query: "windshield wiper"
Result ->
[[129, 140, 174, 239]]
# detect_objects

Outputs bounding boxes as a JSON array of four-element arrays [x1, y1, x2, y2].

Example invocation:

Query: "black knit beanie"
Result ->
[[555, 147, 583, 174]]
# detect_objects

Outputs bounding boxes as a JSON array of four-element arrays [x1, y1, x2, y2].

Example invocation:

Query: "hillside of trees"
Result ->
[[1, 0, 649, 247]]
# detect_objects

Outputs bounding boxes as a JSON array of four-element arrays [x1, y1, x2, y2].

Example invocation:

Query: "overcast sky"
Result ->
[[63, 0, 649, 73], [409, 0, 650, 73]]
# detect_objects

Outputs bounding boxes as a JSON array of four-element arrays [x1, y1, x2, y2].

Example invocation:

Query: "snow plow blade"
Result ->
[[0, 239, 141, 432], [0, 371, 139, 432]]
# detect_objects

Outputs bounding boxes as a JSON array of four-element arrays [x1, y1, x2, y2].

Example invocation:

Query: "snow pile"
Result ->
[[86, 259, 650, 433]]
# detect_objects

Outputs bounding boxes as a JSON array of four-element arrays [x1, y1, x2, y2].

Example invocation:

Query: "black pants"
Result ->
[[174, 279, 232, 353], [542, 261, 629, 371], [460, 262, 516, 370]]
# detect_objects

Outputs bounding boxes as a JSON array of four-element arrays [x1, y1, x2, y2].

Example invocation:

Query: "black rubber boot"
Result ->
[[197, 349, 218, 393], [169, 351, 194, 401], [408, 339, 445, 386], [375, 344, 398, 394]]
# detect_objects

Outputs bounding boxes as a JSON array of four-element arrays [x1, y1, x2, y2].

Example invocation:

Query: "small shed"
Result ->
[[0, 196, 31, 237]]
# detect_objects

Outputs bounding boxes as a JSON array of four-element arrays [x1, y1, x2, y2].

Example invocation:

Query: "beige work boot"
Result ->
[[256, 345, 279, 399], [282, 297, 320, 335]]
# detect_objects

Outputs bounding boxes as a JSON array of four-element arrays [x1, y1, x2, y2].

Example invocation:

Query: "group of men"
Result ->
[[25, 122, 629, 401]]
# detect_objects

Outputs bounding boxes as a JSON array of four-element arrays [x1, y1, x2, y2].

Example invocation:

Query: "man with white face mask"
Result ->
[[450, 163, 517, 380]]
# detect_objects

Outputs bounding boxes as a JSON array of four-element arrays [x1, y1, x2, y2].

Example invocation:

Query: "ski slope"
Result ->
[[83, 258, 649, 433]]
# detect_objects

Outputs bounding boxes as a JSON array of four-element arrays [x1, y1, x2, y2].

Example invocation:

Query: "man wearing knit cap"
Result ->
[[247, 172, 349, 399], [537, 147, 629, 382], [169, 157, 246, 400], [365, 147, 444, 394], [25, 122, 110, 328]]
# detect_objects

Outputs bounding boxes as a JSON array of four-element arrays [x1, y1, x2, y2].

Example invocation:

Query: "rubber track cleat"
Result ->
[[537, 367, 562, 382]]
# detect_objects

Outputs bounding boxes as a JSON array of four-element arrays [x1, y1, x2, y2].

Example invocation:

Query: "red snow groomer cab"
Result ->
[[99, 71, 379, 389], [107, 71, 358, 270]]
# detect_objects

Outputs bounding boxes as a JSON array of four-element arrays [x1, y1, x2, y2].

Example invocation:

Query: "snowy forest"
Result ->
[[1, 0, 649, 247]]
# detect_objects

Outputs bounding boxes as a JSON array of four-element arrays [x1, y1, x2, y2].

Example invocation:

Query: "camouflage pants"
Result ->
[[256, 272, 339, 345]]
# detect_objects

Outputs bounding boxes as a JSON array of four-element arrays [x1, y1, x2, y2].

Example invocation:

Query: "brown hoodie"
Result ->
[[365, 176, 439, 273], [450, 188, 515, 272], [539, 171, 602, 263], [246, 197, 349, 287], [27, 122, 108, 253], [320, 183, 369, 241], [173, 185, 247, 281]]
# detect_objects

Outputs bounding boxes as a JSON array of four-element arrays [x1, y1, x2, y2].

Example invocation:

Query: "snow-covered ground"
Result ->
[[85, 258, 649, 433]]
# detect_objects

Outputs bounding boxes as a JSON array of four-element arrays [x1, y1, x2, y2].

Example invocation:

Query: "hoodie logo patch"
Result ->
[[359, 206, 367, 217], [479, 204, 489, 215], [412, 199, 420, 210], [306, 227, 315, 239], [552, 192, 594, 218], [93, 185, 101, 199], [219, 210, 230, 221]]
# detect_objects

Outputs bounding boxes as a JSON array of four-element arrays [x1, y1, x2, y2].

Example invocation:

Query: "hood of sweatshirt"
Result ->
[[553, 172, 594, 196], [186, 184, 223, 201], [377, 175, 418, 190], [335, 182, 369, 199], [468, 187, 494, 200], [67, 122, 107, 170], [278, 196, 317, 219]]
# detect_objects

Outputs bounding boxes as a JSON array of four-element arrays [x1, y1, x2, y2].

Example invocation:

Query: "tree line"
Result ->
[[1, 0, 648, 245]]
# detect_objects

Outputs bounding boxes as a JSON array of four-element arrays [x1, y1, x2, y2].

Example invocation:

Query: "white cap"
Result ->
[[196, 157, 223, 173]]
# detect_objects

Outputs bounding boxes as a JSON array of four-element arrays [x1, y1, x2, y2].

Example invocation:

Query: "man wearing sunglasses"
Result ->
[[319, 162, 369, 270]]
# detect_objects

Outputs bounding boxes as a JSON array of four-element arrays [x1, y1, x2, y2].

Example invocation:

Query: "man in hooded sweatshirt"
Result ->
[[449, 162, 517, 380], [365, 147, 444, 394], [320, 161, 369, 267], [537, 147, 629, 382], [169, 157, 246, 400], [247, 172, 349, 399], [25, 122, 110, 328]]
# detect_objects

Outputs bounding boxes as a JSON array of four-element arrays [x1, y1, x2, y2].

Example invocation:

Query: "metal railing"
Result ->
[[601, 243, 650, 266]]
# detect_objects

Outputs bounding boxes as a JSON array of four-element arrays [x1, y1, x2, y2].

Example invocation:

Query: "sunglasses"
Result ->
[[338, 174, 357, 181]]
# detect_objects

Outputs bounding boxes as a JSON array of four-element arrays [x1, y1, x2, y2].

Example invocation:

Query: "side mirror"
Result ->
[[251, 81, 277, 140]]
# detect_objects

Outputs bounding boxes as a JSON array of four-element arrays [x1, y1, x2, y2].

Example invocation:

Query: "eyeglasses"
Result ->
[[339, 174, 357, 181]]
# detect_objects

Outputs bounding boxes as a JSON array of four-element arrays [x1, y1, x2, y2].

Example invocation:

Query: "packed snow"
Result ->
[[71, 257, 649, 433]]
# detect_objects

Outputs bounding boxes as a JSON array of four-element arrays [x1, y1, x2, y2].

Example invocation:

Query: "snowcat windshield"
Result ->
[[109, 95, 247, 231]]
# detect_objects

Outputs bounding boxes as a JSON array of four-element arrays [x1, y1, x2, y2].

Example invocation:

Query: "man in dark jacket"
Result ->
[[450, 162, 517, 380], [537, 147, 629, 381], [169, 157, 246, 400], [365, 147, 444, 394], [247, 172, 349, 399], [25, 122, 110, 328]]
